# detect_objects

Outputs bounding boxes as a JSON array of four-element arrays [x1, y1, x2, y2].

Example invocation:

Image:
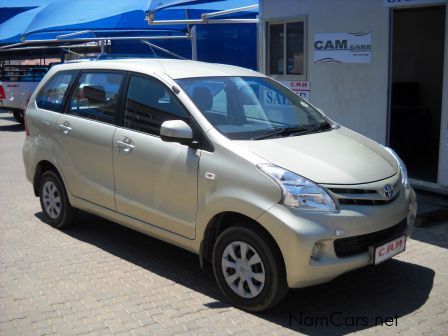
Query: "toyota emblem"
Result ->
[[384, 184, 394, 200]]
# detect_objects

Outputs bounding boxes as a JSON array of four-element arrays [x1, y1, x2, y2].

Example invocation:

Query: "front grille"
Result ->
[[333, 219, 407, 257], [328, 178, 401, 206], [329, 188, 377, 195], [337, 192, 400, 206]]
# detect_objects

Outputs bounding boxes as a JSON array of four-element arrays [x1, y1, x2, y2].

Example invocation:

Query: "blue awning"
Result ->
[[0, 0, 54, 7], [146, 0, 224, 13], [0, 0, 54, 24], [0, 6, 47, 44], [0, 0, 258, 46], [147, 0, 258, 20], [148, 0, 256, 13], [23, 0, 150, 38]]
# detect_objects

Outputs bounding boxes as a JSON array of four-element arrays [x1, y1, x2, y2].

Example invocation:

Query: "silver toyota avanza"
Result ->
[[23, 59, 417, 311]]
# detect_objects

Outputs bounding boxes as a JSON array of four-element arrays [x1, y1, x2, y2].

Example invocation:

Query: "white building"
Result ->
[[258, 0, 448, 192]]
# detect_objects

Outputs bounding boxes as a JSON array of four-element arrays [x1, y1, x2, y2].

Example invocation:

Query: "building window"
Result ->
[[267, 20, 305, 77]]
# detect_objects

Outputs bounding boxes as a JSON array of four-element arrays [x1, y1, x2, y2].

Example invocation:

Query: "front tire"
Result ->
[[39, 170, 77, 228], [212, 225, 288, 312]]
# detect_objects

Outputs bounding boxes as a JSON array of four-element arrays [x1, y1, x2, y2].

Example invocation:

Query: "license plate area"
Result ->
[[371, 235, 406, 265]]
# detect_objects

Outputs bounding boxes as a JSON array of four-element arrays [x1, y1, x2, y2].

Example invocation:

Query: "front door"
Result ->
[[113, 74, 199, 239]]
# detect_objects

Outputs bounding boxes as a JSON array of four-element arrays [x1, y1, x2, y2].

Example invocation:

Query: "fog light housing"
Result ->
[[311, 242, 322, 261]]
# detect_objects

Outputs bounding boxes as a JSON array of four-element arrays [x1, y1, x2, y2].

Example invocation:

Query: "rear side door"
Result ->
[[113, 74, 200, 239], [53, 71, 124, 210], [27, 70, 77, 166]]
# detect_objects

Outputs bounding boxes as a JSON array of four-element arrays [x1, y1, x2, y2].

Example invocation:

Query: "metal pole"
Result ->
[[201, 5, 258, 20], [100, 40, 105, 54], [191, 25, 197, 61], [148, 19, 258, 25], [0, 35, 191, 50]]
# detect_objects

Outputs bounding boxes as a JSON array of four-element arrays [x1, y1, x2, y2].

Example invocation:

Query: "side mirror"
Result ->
[[160, 120, 194, 145]]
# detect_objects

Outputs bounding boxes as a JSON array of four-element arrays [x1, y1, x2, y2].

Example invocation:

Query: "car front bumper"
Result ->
[[257, 186, 417, 288]]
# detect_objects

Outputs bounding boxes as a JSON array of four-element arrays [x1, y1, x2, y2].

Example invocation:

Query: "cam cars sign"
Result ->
[[313, 32, 372, 64]]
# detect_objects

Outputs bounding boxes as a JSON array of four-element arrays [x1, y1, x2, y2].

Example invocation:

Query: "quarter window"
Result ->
[[36, 71, 75, 112], [268, 20, 305, 77], [124, 75, 188, 136], [68, 72, 123, 124]]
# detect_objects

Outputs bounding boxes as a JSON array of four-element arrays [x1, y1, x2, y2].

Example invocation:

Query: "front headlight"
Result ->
[[385, 147, 409, 188], [258, 164, 337, 212]]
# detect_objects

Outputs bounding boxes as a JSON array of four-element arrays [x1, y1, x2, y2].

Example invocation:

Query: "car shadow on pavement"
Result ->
[[0, 115, 24, 132], [35, 211, 435, 336], [0, 124, 24, 132], [257, 259, 434, 335]]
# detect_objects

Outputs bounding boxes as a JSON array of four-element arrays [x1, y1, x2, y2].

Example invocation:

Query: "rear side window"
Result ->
[[124, 75, 188, 136], [36, 71, 75, 112], [68, 72, 124, 124]]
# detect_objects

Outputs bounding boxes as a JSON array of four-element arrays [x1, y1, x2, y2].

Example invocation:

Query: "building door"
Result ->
[[389, 5, 445, 183]]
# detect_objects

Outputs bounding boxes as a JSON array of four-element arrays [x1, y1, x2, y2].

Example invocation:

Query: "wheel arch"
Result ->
[[33, 160, 62, 196], [200, 211, 286, 274]]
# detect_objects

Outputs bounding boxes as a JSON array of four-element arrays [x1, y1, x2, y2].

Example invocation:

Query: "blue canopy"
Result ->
[[21, 0, 257, 40], [147, 0, 256, 13], [0, 0, 54, 7], [0, 0, 54, 24], [23, 0, 150, 37], [0, 7, 46, 44], [0, 0, 258, 46], [146, 0, 224, 13]]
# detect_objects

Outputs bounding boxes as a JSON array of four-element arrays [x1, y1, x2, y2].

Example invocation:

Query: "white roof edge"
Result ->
[[54, 58, 264, 79]]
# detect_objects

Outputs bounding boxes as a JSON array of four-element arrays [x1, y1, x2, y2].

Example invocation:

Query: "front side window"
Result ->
[[124, 75, 188, 136], [177, 76, 329, 140], [268, 21, 305, 77], [36, 71, 75, 112], [68, 72, 124, 123]]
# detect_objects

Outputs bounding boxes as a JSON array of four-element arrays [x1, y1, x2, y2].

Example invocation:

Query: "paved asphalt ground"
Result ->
[[0, 111, 447, 336]]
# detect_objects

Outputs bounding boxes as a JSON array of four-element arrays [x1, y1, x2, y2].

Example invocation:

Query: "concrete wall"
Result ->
[[261, 0, 390, 144]]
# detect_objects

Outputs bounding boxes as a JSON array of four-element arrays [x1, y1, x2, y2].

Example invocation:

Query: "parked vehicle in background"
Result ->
[[23, 59, 417, 311], [0, 65, 49, 124]]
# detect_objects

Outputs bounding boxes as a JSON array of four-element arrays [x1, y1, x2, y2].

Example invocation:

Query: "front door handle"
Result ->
[[59, 123, 72, 135], [116, 140, 135, 153]]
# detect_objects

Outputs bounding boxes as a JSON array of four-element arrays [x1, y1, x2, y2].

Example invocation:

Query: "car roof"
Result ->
[[52, 58, 264, 80]]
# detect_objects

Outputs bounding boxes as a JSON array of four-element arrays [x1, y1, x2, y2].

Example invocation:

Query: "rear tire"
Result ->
[[12, 110, 24, 125], [39, 170, 77, 228], [212, 225, 288, 312]]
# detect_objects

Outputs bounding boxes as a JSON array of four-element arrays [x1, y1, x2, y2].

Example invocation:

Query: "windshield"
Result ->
[[176, 76, 330, 140]]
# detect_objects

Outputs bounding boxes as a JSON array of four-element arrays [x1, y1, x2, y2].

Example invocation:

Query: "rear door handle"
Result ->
[[59, 123, 72, 135], [116, 140, 135, 153]]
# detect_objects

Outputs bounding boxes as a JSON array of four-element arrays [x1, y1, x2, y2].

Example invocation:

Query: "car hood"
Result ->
[[238, 127, 398, 185]]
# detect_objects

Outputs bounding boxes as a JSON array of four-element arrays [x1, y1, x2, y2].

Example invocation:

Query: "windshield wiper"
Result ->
[[251, 126, 311, 140], [251, 122, 332, 140]]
